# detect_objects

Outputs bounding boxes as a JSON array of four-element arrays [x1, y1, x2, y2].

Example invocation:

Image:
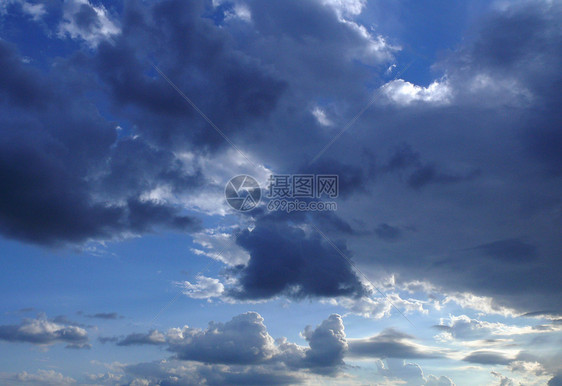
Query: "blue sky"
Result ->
[[0, 0, 561, 385]]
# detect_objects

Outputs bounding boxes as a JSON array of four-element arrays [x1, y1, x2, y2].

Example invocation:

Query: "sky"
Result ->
[[0, 0, 561, 385]]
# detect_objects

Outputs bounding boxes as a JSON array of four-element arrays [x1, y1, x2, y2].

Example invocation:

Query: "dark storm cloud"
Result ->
[[92, 0, 286, 150], [348, 328, 442, 359], [0, 315, 89, 349], [100, 138, 206, 198], [0, 0, 560, 324], [0, 0, 394, 247], [0, 38, 202, 245], [449, 1, 562, 174], [340, 0, 562, 314], [229, 212, 366, 300]]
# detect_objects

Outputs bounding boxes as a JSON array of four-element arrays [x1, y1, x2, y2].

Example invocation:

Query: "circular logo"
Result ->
[[225, 175, 261, 212]]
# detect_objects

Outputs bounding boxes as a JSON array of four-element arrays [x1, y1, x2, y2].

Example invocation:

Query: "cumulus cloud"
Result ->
[[0, 315, 89, 349], [101, 312, 375, 377], [167, 312, 277, 364], [166, 311, 351, 374], [301, 314, 347, 374]]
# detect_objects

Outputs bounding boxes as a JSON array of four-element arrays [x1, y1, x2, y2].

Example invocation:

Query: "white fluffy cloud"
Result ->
[[177, 275, 225, 299], [381, 79, 452, 105]]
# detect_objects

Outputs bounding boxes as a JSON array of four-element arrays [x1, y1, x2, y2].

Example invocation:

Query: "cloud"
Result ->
[[104, 312, 356, 377], [0, 369, 76, 385], [0, 39, 204, 246], [300, 314, 347, 374], [549, 372, 562, 386], [378, 358, 426, 385], [0, 0, 45, 21], [0, 2, 561, 384], [348, 328, 444, 359], [122, 359, 304, 386], [229, 212, 366, 300], [116, 330, 166, 346], [425, 375, 455, 386], [376, 358, 455, 386], [58, 0, 120, 48], [92, 0, 287, 151], [374, 223, 402, 241], [491, 371, 516, 386], [177, 275, 225, 299], [167, 312, 277, 364], [85, 312, 122, 320], [463, 350, 513, 365], [434, 314, 558, 342], [191, 227, 250, 266], [21, 2, 46, 21], [472, 238, 537, 263], [381, 79, 452, 106], [311, 106, 333, 127], [0, 315, 89, 349], [166, 312, 349, 374]]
